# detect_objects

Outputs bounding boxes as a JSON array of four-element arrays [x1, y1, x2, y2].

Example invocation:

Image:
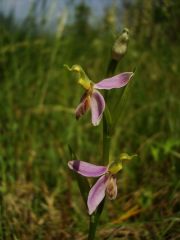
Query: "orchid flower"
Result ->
[[68, 154, 136, 215], [65, 65, 133, 126]]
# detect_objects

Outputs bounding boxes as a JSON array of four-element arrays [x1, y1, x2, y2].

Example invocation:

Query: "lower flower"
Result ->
[[68, 160, 122, 215]]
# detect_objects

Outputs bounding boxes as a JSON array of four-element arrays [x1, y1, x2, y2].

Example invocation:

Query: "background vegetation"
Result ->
[[0, 0, 179, 239]]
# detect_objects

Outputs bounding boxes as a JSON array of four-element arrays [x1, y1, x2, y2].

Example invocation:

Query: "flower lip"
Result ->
[[106, 175, 117, 200], [75, 95, 90, 120]]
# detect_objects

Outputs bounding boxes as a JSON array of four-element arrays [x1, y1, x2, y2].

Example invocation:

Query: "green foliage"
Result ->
[[0, 0, 179, 239]]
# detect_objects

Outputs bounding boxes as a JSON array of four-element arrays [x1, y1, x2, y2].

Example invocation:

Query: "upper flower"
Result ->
[[68, 153, 136, 215], [65, 64, 133, 126]]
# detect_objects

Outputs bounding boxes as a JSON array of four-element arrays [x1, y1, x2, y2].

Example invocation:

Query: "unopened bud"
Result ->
[[112, 28, 129, 61]]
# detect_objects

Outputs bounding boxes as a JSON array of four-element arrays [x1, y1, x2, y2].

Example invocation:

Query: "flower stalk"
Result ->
[[102, 59, 118, 163], [88, 54, 119, 240], [88, 200, 104, 240], [89, 28, 130, 239], [66, 28, 133, 240]]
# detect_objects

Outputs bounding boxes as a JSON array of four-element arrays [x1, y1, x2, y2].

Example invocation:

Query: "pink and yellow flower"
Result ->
[[68, 159, 123, 215], [68, 153, 136, 214], [65, 65, 133, 126]]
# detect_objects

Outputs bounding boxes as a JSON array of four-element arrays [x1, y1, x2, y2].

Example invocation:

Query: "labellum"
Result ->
[[106, 175, 117, 200]]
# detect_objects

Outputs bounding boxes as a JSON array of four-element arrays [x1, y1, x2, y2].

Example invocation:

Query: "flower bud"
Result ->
[[111, 28, 129, 61]]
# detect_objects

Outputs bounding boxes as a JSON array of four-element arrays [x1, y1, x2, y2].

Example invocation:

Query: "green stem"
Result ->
[[87, 59, 118, 240], [87, 200, 105, 240], [88, 215, 98, 240], [102, 59, 118, 163], [106, 59, 118, 77], [102, 106, 112, 163]]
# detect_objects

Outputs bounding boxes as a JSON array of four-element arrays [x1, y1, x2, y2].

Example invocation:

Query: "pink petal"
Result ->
[[75, 92, 90, 120], [68, 160, 107, 177], [87, 175, 108, 215], [94, 72, 133, 90], [90, 90, 105, 126]]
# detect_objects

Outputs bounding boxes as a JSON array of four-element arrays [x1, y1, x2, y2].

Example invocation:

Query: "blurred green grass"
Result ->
[[0, 1, 179, 239]]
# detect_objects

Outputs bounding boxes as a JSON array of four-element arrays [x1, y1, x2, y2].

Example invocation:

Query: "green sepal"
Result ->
[[109, 154, 137, 174], [64, 64, 92, 89], [68, 145, 89, 205], [120, 153, 137, 161], [109, 161, 123, 174]]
